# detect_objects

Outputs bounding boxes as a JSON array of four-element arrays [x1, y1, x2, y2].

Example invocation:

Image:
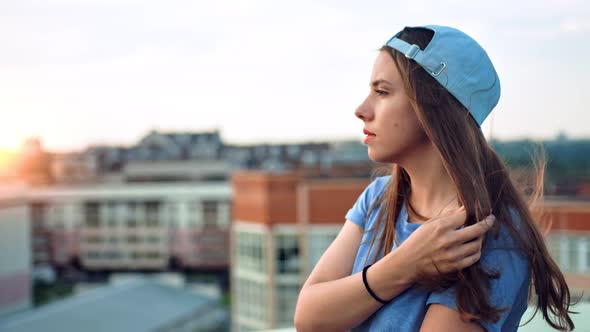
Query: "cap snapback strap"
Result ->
[[385, 37, 446, 77]]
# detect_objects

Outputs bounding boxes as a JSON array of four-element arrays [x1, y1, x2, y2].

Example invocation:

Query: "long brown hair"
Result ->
[[361, 27, 575, 330]]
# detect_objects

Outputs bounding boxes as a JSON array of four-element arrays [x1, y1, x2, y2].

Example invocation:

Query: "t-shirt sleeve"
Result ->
[[345, 176, 389, 229], [425, 238, 531, 332]]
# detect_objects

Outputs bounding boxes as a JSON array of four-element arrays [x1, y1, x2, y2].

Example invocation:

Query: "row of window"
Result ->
[[84, 250, 164, 260], [234, 279, 300, 327], [85, 218, 161, 228], [235, 230, 335, 275], [277, 284, 300, 327], [547, 235, 590, 273], [233, 229, 339, 327], [235, 232, 266, 272], [85, 235, 162, 244], [84, 218, 228, 228], [32, 200, 227, 227], [236, 278, 268, 322]]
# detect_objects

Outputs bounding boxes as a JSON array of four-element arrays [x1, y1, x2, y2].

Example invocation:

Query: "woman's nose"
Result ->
[[354, 97, 372, 121]]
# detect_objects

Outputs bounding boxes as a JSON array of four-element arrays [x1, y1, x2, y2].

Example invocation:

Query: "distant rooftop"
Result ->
[[0, 277, 227, 332]]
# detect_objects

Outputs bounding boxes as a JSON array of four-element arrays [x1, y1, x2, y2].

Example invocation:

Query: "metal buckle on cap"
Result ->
[[430, 62, 446, 77], [404, 44, 420, 59]]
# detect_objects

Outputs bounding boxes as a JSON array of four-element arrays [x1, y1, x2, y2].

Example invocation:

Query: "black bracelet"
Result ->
[[362, 264, 391, 305]]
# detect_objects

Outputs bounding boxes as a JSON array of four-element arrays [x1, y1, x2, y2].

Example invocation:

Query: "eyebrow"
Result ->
[[370, 79, 393, 88]]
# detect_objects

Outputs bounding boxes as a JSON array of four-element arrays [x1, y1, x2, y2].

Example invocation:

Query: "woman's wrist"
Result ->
[[366, 249, 415, 302], [393, 242, 418, 284]]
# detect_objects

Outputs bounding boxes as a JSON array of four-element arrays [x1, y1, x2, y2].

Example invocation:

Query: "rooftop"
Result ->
[[0, 277, 227, 332]]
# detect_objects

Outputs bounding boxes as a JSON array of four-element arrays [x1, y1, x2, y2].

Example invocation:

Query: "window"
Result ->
[[84, 202, 100, 228], [147, 236, 160, 244], [275, 233, 299, 274], [236, 231, 266, 272], [105, 251, 122, 259], [308, 232, 337, 272], [277, 284, 300, 326], [85, 251, 100, 259], [127, 235, 141, 244], [146, 251, 161, 259], [168, 203, 178, 228], [196, 233, 224, 246], [546, 235, 561, 263], [146, 201, 160, 227], [217, 201, 231, 227], [237, 278, 268, 322], [106, 201, 117, 227], [202, 200, 218, 227], [568, 237, 579, 273], [581, 238, 589, 273], [52, 205, 63, 226], [30, 202, 48, 229], [127, 201, 138, 227], [86, 235, 102, 244]]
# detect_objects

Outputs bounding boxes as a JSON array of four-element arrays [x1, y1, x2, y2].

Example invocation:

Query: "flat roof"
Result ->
[[0, 277, 226, 332], [25, 182, 231, 201]]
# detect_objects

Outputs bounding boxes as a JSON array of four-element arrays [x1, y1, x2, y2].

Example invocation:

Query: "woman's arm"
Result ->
[[420, 304, 485, 332], [295, 209, 495, 332], [294, 220, 414, 332]]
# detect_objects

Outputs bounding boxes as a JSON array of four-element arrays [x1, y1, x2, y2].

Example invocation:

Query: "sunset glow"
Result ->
[[0, 149, 18, 173]]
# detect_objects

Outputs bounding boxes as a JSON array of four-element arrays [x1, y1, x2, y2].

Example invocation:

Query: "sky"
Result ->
[[0, 0, 588, 152]]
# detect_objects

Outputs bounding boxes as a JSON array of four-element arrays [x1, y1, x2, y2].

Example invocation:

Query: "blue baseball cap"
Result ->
[[385, 25, 500, 126]]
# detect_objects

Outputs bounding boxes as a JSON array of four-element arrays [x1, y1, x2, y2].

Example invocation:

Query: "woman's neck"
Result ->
[[399, 142, 458, 220]]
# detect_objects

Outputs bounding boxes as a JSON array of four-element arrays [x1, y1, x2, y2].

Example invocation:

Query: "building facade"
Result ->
[[0, 184, 32, 317], [230, 171, 368, 331], [543, 198, 590, 302], [26, 182, 231, 271]]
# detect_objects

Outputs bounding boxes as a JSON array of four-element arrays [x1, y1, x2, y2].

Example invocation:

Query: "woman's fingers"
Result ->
[[444, 237, 482, 262], [454, 250, 482, 270], [449, 214, 495, 245], [402, 209, 494, 279], [438, 206, 467, 229]]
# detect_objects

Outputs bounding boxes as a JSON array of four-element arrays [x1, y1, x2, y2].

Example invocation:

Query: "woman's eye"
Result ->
[[374, 89, 388, 96]]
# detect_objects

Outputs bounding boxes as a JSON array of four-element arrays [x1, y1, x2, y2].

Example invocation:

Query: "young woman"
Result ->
[[294, 25, 574, 331]]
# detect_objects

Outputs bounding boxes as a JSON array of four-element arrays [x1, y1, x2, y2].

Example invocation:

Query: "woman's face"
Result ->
[[354, 51, 429, 164]]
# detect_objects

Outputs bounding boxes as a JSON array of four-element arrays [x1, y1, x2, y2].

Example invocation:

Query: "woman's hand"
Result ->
[[397, 206, 495, 282]]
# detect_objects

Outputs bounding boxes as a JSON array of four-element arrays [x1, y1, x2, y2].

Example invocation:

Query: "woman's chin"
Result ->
[[367, 149, 396, 164]]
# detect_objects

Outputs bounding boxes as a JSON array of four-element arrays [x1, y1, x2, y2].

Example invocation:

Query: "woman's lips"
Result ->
[[363, 129, 376, 144], [363, 135, 375, 144]]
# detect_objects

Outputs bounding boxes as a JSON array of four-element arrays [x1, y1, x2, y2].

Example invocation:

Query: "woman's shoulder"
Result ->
[[356, 175, 391, 203], [366, 175, 391, 194], [345, 175, 391, 229]]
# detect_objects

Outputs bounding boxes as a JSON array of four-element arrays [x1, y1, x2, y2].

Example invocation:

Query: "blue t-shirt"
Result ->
[[345, 176, 531, 332]]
